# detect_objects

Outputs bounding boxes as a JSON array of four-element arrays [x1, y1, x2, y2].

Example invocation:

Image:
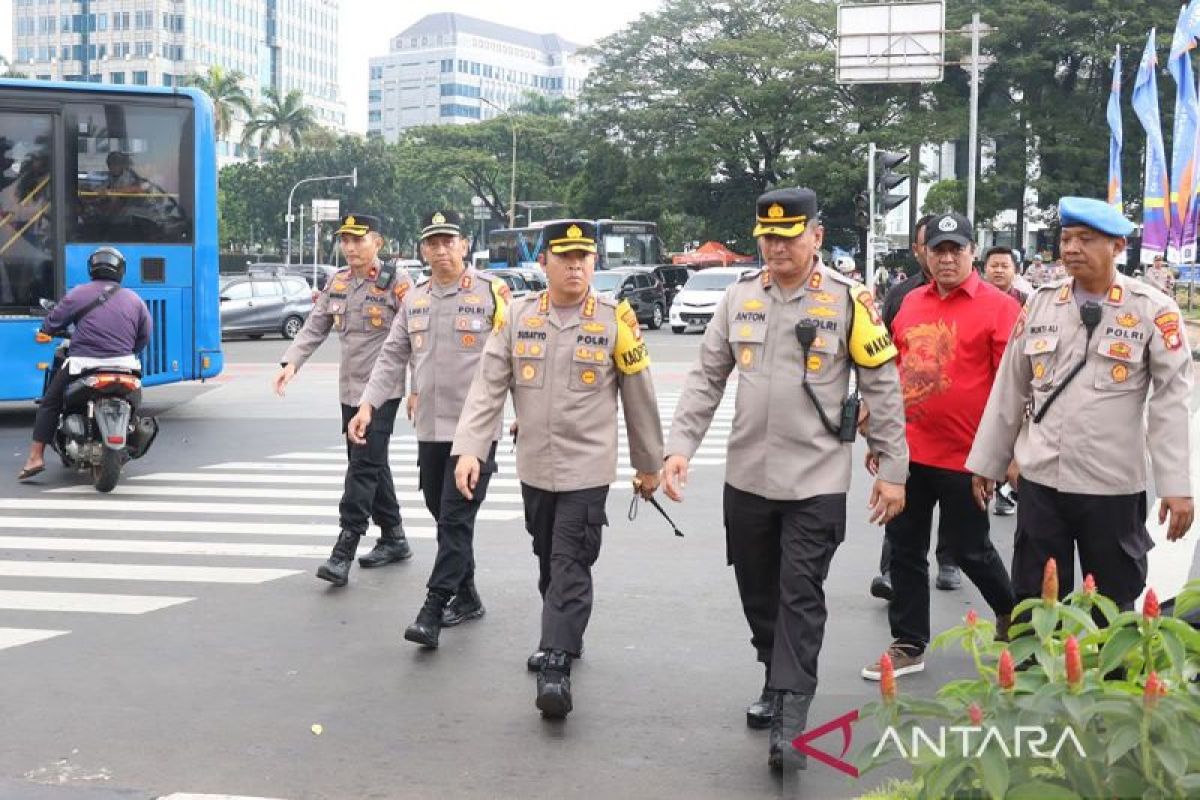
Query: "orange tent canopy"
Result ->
[[671, 241, 755, 266]]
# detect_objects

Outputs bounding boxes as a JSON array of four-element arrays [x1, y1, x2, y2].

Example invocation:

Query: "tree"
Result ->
[[182, 66, 252, 142], [242, 89, 316, 154]]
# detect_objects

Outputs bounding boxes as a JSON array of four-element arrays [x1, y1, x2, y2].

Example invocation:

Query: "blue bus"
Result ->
[[487, 219, 663, 271], [0, 80, 222, 401]]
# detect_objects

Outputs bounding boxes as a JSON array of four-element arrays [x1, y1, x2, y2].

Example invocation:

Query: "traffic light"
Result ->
[[874, 150, 909, 216], [854, 192, 870, 229]]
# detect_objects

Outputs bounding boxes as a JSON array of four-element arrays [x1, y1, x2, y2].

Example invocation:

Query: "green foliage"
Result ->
[[242, 88, 317, 153], [182, 66, 252, 142]]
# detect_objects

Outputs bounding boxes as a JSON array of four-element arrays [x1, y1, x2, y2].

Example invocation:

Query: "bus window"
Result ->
[[603, 232, 655, 267], [0, 112, 55, 313], [67, 103, 193, 244]]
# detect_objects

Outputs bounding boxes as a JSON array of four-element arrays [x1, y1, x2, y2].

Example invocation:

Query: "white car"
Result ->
[[669, 266, 759, 333]]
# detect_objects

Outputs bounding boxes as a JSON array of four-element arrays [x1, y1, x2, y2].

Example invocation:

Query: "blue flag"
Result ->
[[1132, 29, 1171, 263], [1169, 9, 1199, 262], [1108, 45, 1123, 212]]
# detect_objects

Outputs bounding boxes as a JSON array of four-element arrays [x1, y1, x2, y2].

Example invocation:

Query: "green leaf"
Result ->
[[1004, 779, 1082, 799], [1099, 626, 1142, 674], [1178, 773, 1200, 792], [1007, 635, 1041, 666], [1157, 745, 1187, 778], [1105, 724, 1141, 765], [1061, 693, 1093, 725], [979, 743, 1010, 799], [922, 757, 971, 799], [1032, 606, 1058, 641], [1056, 604, 1100, 637], [1160, 628, 1187, 678], [1092, 594, 1121, 626]]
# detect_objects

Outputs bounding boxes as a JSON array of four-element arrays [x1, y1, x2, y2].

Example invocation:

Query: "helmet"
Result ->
[[87, 246, 126, 282]]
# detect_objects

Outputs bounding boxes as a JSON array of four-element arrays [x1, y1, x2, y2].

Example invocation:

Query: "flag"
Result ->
[[1169, 9, 1199, 262], [1183, 0, 1200, 39], [1107, 45, 1123, 212], [1132, 29, 1171, 264]]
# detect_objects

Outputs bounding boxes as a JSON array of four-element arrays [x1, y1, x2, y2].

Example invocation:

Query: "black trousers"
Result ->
[[724, 484, 846, 695], [878, 523, 955, 573], [1013, 477, 1151, 609], [338, 399, 402, 536], [420, 440, 497, 594], [521, 484, 609, 657], [886, 463, 1015, 648], [32, 363, 70, 444]]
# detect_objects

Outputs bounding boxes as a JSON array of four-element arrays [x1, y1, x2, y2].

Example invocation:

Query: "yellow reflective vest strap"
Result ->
[[847, 283, 897, 368], [613, 299, 651, 375], [488, 276, 508, 332]]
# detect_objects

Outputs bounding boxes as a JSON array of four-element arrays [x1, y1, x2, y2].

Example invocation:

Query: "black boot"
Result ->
[[403, 590, 451, 648], [358, 526, 413, 568], [528, 645, 583, 672], [535, 649, 573, 719], [316, 530, 361, 587], [768, 692, 814, 771], [442, 579, 485, 626], [746, 665, 778, 730]]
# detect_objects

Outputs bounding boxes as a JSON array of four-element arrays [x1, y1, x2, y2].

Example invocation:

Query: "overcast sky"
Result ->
[[0, 1, 661, 132]]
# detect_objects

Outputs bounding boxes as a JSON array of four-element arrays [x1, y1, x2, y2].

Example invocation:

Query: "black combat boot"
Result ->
[[358, 525, 413, 568], [403, 589, 452, 648], [535, 649, 573, 719], [746, 665, 778, 730], [441, 579, 486, 626], [767, 692, 814, 771], [316, 530, 361, 587], [528, 645, 583, 672]]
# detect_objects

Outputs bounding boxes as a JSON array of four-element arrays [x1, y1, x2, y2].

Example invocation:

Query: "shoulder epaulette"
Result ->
[[738, 268, 765, 283]]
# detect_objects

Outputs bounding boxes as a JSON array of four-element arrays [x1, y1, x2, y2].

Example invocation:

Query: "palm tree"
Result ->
[[242, 88, 316, 154], [182, 66, 253, 142]]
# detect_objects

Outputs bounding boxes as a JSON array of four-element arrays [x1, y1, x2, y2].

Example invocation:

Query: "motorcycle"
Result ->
[[37, 303, 159, 493]]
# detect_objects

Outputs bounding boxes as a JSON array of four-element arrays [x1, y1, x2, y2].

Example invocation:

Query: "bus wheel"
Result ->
[[282, 316, 304, 339]]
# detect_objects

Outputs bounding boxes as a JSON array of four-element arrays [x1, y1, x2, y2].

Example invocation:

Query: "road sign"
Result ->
[[836, 2, 945, 84], [311, 199, 340, 223]]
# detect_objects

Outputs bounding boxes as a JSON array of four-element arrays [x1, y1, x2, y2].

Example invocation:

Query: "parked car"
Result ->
[[219, 275, 315, 340], [591, 267, 667, 329], [669, 266, 759, 334], [488, 268, 535, 299], [510, 266, 547, 292], [626, 264, 693, 308], [247, 262, 339, 291]]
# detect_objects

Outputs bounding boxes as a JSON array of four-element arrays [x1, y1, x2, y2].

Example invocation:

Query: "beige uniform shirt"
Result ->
[[1144, 265, 1175, 294], [966, 274, 1193, 496], [281, 262, 414, 406], [667, 264, 910, 501], [359, 268, 509, 442], [452, 291, 664, 492]]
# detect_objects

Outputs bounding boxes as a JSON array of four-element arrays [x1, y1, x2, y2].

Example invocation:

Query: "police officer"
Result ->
[[451, 219, 664, 720], [274, 213, 415, 587], [663, 188, 909, 772], [1145, 255, 1175, 295], [968, 197, 1195, 608], [348, 210, 509, 648]]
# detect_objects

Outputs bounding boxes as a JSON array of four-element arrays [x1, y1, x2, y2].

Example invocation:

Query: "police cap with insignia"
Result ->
[[753, 188, 818, 238], [420, 209, 464, 239], [1058, 197, 1135, 237], [925, 211, 975, 248], [336, 213, 382, 237], [543, 219, 597, 254]]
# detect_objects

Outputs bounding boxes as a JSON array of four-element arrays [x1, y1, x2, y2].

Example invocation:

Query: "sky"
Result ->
[[0, 1, 660, 133]]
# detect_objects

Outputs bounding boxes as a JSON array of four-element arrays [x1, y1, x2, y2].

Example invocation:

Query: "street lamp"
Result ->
[[479, 96, 517, 228], [285, 167, 357, 266]]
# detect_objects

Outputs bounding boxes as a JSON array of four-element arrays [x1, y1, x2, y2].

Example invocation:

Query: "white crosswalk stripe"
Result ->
[[0, 590, 191, 614], [0, 627, 69, 650]]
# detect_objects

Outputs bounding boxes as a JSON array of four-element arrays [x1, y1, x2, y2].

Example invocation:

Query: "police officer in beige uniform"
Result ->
[[452, 219, 663, 720], [1145, 255, 1175, 295], [348, 210, 509, 648], [274, 213, 415, 587], [663, 188, 909, 772], [968, 197, 1194, 608]]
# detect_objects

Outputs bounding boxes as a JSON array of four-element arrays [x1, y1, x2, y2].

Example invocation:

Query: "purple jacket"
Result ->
[[42, 279, 152, 358]]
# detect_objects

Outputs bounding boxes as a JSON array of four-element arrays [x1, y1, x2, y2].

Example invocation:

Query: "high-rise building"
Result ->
[[10, 0, 345, 159], [368, 12, 590, 141]]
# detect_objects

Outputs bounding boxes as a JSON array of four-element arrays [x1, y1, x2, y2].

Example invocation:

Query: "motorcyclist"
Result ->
[[18, 247, 152, 481]]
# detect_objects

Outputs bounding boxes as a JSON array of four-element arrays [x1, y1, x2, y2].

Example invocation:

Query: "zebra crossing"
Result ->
[[0, 390, 737, 654]]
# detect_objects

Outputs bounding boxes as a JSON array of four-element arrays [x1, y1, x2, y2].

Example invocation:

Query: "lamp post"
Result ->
[[480, 96, 516, 228], [285, 168, 357, 265]]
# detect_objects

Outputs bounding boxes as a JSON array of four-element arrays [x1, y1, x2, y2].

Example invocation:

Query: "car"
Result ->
[[626, 264, 693, 308], [246, 262, 339, 291], [487, 268, 535, 299], [591, 267, 667, 329], [510, 266, 547, 292], [219, 274, 315, 340], [668, 266, 760, 334]]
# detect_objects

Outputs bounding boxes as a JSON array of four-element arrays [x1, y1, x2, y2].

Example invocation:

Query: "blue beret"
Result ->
[[1058, 197, 1134, 237]]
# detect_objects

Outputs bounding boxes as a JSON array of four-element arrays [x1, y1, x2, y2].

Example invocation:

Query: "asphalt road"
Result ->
[[0, 326, 1194, 800]]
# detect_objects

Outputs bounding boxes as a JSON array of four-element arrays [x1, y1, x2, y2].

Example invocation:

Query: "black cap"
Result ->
[[753, 188, 818, 238], [925, 212, 974, 248], [336, 213, 382, 237], [420, 209, 464, 239], [542, 219, 597, 254]]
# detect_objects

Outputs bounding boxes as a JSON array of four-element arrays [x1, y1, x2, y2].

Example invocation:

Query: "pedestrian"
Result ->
[[870, 214, 961, 600], [860, 211, 1019, 684], [273, 213, 415, 587], [968, 197, 1194, 609], [1144, 254, 1176, 295], [348, 210, 510, 648], [451, 219, 664, 720], [663, 188, 908, 771], [983, 246, 1028, 306]]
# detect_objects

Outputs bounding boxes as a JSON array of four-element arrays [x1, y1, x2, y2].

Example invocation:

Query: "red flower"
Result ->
[[1082, 574, 1097, 596], [879, 652, 896, 703], [1143, 588, 1161, 621], [1144, 671, 1167, 709], [998, 650, 1015, 691], [1065, 636, 1082, 690], [968, 703, 983, 725], [965, 610, 979, 627], [1042, 558, 1059, 606]]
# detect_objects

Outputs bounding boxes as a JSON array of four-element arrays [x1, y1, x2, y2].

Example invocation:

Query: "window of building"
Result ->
[[110, 72, 125, 84], [369, 65, 383, 79], [132, 71, 148, 85], [368, 110, 381, 122]]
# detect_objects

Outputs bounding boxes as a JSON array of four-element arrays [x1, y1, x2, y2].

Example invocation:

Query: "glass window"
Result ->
[[221, 280, 251, 300], [67, 102, 194, 244], [252, 279, 282, 297], [0, 113, 55, 313]]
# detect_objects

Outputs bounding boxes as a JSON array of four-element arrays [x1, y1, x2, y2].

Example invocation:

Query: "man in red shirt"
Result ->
[[862, 212, 1018, 680]]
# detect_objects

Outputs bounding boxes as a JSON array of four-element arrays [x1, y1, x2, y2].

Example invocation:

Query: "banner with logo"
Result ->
[[1169, 10, 1200, 262], [1108, 45, 1124, 214], [1133, 29, 1171, 264]]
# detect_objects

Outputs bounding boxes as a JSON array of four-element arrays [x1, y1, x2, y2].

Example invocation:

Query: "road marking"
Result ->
[[0, 589, 192, 614], [0, 627, 69, 650], [0, 517, 436, 538], [129, 473, 631, 491], [0, 536, 331, 558], [0, 560, 301, 584], [47, 485, 524, 504], [204, 461, 650, 474], [158, 794, 290, 800], [0, 499, 523, 522]]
